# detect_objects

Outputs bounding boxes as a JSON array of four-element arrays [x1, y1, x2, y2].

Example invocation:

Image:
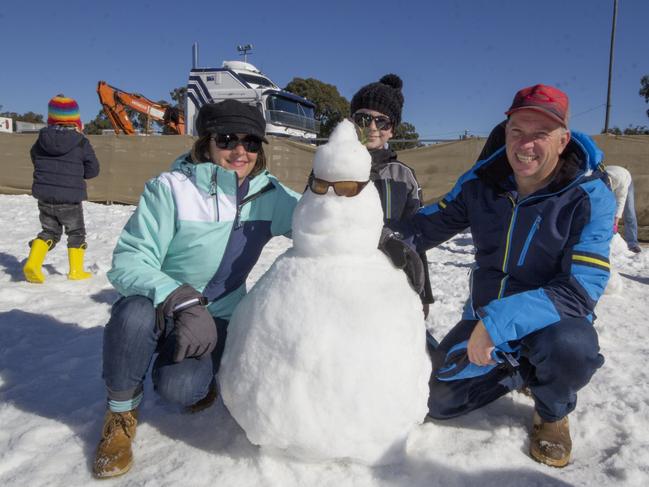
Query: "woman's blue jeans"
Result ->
[[102, 295, 228, 408]]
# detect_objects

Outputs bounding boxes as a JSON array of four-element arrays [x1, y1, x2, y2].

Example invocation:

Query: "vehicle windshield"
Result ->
[[267, 95, 315, 119], [266, 94, 318, 133]]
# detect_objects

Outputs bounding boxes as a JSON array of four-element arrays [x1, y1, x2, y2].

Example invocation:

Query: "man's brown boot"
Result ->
[[93, 410, 138, 478], [529, 410, 572, 468]]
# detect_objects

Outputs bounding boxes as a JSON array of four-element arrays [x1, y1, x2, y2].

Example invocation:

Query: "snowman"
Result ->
[[219, 119, 431, 465]]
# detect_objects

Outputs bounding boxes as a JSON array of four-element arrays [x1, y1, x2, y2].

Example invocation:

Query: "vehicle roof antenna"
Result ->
[[237, 44, 253, 64]]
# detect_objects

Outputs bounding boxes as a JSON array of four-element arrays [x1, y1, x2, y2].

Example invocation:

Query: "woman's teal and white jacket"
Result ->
[[107, 153, 300, 320]]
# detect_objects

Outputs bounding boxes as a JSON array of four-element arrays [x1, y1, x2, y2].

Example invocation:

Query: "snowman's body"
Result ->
[[219, 121, 431, 465]]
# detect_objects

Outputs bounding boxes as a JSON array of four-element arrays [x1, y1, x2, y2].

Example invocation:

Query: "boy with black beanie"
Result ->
[[351, 74, 434, 316]]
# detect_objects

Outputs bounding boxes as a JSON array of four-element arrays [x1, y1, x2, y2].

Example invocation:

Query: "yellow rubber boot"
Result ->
[[68, 247, 92, 280], [23, 239, 51, 283]]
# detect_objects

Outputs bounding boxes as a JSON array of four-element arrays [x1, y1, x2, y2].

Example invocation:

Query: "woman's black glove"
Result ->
[[157, 284, 216, 362], [379, 229, 425, 294]]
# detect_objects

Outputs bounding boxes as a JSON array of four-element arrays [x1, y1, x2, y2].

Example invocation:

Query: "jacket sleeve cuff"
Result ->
[[477, 308, 506, 346], [153, 282, 184, 307]]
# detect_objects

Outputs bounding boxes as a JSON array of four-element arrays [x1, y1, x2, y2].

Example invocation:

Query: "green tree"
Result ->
[[391, 121, 422, 151], [128, 107, 151, 134], [19, 111, 45, 124], [640, 75, 649, 118], [626, 125, 649, 135], [169, 86, 187, 113], [0, 110, 45, 131], [604, 124, 649, 135], [284, 77, 350, 138], [85, 106, 150, 134], [84, 109, 113, 135], [605, 126, 623, 135], [158, 87, 186, 134], [0, 110, 44, 124], [130, 88, 185, 134], [622, 124, 649, 135]]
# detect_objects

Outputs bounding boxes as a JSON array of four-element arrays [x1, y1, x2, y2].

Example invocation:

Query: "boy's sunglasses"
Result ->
[[308, 175, 369, 197], [352, 112, 393, 131], [212, 133, 262, 153]]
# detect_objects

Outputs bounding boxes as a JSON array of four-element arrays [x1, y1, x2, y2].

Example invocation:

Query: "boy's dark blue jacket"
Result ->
[[409, 132, 615, 346], [30, 126, 100, 203], [370, 148, 434, 304]]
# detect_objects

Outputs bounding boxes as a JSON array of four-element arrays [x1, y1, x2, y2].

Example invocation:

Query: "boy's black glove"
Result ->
[[157, 284, 216, 363], [379, 229, 425, 294]]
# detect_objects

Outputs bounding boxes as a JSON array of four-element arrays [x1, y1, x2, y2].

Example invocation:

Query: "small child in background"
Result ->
[[23, 94, 100, 283]]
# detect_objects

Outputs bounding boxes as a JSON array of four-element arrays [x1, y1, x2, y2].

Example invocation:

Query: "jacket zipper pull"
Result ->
[[210, 169, 217, 195], [234, 178, 242, 228], [211, 167, 219, 221]]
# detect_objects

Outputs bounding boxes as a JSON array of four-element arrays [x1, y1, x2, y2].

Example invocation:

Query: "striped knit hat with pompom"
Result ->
[[48, 94, 82, 130]]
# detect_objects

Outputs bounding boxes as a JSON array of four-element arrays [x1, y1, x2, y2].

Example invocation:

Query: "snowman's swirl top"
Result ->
[[291, 119, 384, 257], [313, 119, 371, 182]]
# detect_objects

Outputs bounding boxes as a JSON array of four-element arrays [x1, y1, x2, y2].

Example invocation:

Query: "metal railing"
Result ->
[[311, 138, 457, 145]]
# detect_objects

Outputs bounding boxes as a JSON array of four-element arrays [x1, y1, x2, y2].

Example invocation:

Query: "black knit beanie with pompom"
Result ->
[[350, 74, 404, 127]]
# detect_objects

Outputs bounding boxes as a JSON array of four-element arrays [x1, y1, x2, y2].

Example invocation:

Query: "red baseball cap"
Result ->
[[505, 84, 569, 127]]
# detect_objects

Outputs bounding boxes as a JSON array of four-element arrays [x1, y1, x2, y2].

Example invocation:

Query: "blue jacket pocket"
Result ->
[[517, 215, 542, 267]]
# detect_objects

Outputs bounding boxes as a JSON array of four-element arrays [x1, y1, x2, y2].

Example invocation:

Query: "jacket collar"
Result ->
[[369, 148, 398, 179], [369, 148, 397, 167], [169, 152, 273, 197], [475, 132, 595, 197]]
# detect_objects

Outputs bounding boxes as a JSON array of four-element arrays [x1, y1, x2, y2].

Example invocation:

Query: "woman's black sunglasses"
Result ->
[[212, 134, 262, 153], [352, 112, 393, 131]]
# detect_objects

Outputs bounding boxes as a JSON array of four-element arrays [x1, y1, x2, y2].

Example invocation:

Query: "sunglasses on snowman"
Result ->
[[308, 174, 369, 197], [211, 133, 262, 153], [352, 112, 393, 131]]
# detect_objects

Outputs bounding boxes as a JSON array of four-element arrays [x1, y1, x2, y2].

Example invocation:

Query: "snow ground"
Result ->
[[1, 194, 647, 486]]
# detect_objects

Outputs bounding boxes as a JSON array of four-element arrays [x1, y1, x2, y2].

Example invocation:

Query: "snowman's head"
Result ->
[[312, 119, 371, 182], [292, 119, 384, 257]]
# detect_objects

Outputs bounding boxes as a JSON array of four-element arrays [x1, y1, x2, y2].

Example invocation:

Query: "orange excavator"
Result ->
[[97, 81, 185, 135]]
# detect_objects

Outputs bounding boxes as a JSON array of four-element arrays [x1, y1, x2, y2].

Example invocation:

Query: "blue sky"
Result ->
[[1, 0, 647, 138]]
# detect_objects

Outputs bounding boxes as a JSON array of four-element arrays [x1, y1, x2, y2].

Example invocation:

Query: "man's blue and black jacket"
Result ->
[[410, 131, 615, 347]]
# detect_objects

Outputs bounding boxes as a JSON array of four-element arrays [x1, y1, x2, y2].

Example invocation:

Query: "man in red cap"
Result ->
[[387, 84, 615, 467]]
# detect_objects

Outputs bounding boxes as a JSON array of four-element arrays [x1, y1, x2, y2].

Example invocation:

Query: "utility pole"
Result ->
[[604, 0, 618, 133]]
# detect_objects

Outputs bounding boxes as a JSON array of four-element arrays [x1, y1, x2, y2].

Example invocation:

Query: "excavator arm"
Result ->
[[97, 81, 185, 135]]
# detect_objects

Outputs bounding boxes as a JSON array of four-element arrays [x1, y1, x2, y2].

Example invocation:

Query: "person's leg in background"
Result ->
[[23, 201, 61, 283], [622, 180, 641, 253], [58, 202, 92, 279]]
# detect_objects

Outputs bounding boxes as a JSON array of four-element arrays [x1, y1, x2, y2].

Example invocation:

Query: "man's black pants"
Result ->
[[428, 318, 604, 422]]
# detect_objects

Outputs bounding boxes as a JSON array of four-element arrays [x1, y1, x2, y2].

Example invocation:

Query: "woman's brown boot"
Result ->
[[93, 409, 138, 478]]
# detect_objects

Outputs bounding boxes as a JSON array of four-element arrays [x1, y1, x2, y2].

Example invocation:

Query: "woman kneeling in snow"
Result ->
[[93, 100, 299, 479]]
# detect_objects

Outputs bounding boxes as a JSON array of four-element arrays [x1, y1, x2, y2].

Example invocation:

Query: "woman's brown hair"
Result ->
[[190, 134, 267, 178]]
